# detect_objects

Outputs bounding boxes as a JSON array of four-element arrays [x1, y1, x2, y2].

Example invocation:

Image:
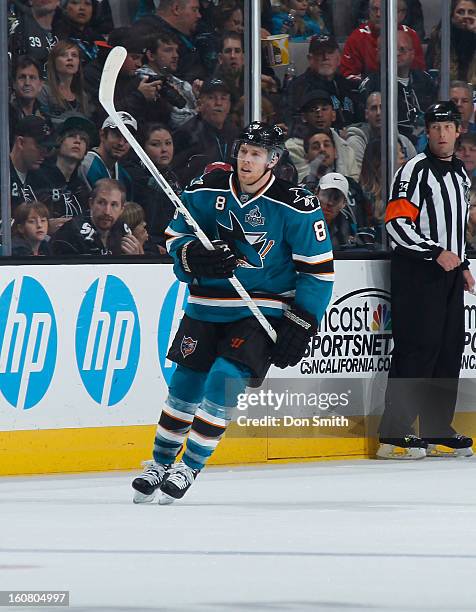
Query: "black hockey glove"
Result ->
[[272, 306, 318, 369], [179, 239, 238, 279]]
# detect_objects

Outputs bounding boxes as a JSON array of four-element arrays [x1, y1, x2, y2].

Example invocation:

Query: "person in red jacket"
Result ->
[[340, 0, 425, 85]]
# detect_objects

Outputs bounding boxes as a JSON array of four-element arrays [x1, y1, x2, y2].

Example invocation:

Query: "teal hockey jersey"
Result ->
[[165, 170, 334, 323]]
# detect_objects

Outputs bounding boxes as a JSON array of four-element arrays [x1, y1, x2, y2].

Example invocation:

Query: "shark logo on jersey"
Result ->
[[289, 188, 318, 209], [217, 211, 273, 269], [244, 206, 265, 227]]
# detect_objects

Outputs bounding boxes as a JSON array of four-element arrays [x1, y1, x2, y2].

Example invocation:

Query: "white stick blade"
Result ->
[[99, 46, 128, 115]]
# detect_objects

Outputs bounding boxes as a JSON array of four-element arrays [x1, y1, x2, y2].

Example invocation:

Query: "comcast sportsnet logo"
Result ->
[[302, 288, 392, 375], [371, 303, 392, 331]]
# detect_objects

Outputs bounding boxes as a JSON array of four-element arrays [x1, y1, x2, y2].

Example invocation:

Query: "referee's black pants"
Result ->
[[379, 255, 465, 438]]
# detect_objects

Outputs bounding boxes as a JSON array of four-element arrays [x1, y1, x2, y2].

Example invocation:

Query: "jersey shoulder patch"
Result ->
[[267, 179, 320, 213], [185, 170, 231, 193]]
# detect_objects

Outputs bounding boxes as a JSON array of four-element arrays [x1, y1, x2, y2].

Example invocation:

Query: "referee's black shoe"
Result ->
[[376, 435, 428, 460], [423, 434, 473, 458]]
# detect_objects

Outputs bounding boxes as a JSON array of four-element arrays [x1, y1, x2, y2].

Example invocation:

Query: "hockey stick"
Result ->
[[99, 46, 277, 342]]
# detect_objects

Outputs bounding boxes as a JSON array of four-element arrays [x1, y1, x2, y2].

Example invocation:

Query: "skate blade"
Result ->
[[157, 491, 176, 505], [376, 444, 426, 460], [132, 489, 158, 504], [426, 444, 474, 458]]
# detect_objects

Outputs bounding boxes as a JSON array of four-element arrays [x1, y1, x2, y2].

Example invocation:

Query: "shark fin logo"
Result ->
[[217, 210, 273, 269]]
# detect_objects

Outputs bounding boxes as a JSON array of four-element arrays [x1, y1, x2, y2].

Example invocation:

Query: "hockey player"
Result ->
[[132, 121, 334, 504]]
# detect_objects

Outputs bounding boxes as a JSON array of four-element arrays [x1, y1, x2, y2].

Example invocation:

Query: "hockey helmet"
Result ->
[[232, 121, 286, 160], [424, 101, 461, 128]]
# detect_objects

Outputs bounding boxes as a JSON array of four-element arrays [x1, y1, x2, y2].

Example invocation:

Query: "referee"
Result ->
[[377, 101, 475, 459]]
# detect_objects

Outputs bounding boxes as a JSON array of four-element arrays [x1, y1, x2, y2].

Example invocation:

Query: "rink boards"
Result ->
[[1, 260, 476, 475]]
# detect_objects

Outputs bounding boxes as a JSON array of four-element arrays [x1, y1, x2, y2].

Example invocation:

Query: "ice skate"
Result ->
[[376, 435, 428, 459], [132, 460, 170, 503], [157, 461, 200, 505], [424, 434, 474, 458]]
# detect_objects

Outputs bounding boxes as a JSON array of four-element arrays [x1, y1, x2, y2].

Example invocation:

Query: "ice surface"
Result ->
[[2, 459, 476, 611]]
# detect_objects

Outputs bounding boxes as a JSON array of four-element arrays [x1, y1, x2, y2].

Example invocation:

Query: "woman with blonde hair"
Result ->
[[39, 40, 90, 123]]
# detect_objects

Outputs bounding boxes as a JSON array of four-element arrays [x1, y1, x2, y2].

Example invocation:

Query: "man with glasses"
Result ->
[[9, 116, 55, 211], [341, 0, 425, 85], [378, 101, 474, 459]]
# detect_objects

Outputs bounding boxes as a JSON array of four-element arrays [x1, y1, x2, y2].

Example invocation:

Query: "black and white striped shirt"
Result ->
[[385, 148, 471, 262]]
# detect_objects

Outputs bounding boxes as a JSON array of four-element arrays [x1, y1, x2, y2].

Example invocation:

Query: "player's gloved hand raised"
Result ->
[[179, 239, 238, 278], [272, 305, 317, 368]]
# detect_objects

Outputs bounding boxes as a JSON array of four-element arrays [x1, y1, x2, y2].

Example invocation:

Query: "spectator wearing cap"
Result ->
[[451, 81, 476, 135], [9, 56, 46, 140], [340, 0, 425, 86], [286, 90, 359, 181], [10, 117, 55, 211], [311, 172, 369, 251], [80, 113, 136, 200], [142, 29, 198, 129], [134, 0, 207, 83], [283, 35, 358, 132], [345, 92, 416, 175], [301, 130, 371, 232], [30, 114, 95, 234], [124, 122, 182, 253], [359, 30, 436, 144], [9, 0, 60, 75], [172, 78, 239, 185], [51, 178, 142, 256], [271, 0, 327, 41], [38, 40, 92, 126]]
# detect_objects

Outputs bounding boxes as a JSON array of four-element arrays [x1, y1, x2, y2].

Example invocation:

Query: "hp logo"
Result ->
[[158, 280, 189, 385], [76, 275, 140, 407], [0, 277, 57, 410]]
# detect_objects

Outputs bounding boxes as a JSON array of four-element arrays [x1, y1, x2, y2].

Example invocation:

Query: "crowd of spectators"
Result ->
[[5, 0, 476, 257]]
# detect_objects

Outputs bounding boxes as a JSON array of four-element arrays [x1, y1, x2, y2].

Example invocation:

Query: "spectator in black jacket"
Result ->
[[54, 0, 105, 63], [125, 122, 182, 253], [10, 116, 56, 211], [172, 78, 239, 185], [31, 114, 95, 234], [11, 201, 52, 256], [84, 27, 169, 127], [51, 178, 142, 255], [283, 35, 358, 132], [359, 29, 436, 143], [9, 56, 46, 140], [134, 0, 207, 83], [9, 0, 60, 75]]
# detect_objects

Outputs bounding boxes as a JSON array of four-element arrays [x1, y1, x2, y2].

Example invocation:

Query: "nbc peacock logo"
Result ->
[[370, 303, 392, 332]]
